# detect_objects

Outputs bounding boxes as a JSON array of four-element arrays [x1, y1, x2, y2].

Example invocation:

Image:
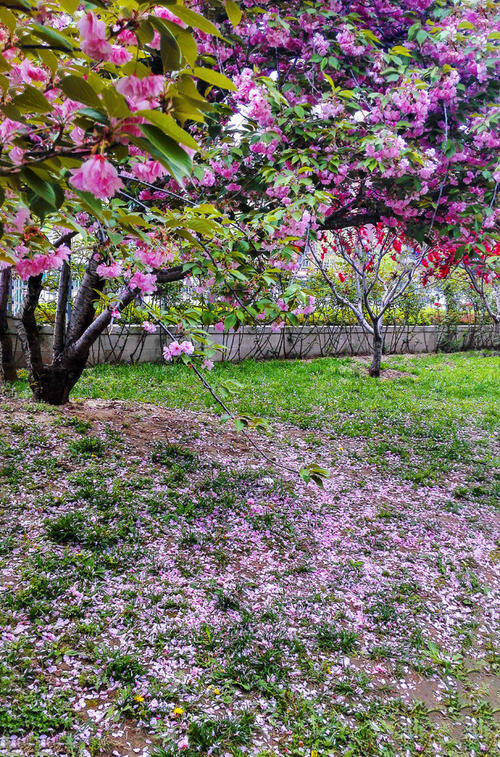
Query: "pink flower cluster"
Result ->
[[115, 75, 165, 111], [163, 340, 195, 361], [70, 155, 123, 200], [77, 12, 131, 64], [14, 244, 71, 280], [128, 271, 157, 295], [96, 261, 123, 279], [131, 160, 167, 183]]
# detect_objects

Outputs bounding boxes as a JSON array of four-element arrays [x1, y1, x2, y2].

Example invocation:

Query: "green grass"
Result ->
[[14, 351, 500, 432], [13, 352, 500, 492]]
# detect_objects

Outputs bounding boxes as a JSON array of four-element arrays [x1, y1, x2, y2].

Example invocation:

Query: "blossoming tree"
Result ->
[[0, 0, 245, 403], [179, 1, 499, 285], [460, 239, 500, 337], [1, 0, 498, 403], [311, 224, 426, 376]]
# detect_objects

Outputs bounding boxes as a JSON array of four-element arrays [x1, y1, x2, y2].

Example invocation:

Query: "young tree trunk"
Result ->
[[493, 317, 500, 349], [0, 268, 17, 382], [369, 324, 383, 377]]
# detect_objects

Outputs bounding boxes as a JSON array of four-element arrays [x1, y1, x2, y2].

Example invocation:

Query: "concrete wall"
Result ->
[[6, 318, 497, 368]]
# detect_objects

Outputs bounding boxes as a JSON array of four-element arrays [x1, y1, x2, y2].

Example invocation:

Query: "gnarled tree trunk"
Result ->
[[18, 250, 107, 404], [17, 237, 187, 404], [0, 268, 17, 383]]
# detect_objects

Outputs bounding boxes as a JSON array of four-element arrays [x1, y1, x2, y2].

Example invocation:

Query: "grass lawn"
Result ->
[[1, 351, 499, 756]]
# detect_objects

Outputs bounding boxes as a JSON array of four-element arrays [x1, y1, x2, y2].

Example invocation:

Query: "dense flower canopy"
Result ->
[[0, 0, 498, 407], [181, 0, 499, 263], [0, 0, 235, 286], [1, 1, 498, 290]]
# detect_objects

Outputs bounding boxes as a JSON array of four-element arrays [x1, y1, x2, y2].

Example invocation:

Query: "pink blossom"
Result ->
[[0, 118, 22, 144], [11, 59, 48, 86], [202, 358, 214, 371], [163, 345, 173, 362], [129, 271, 157, 295], [96, 261, 123, 279], [109, 45, 132, 65], [200, 169, 215, 187], [70, 155, 123, 200], [14, 244, 70, 279], [179, 340, 194, 355], [168, 341, 183, 357], [142, 321, 157, 333], [10, 146, 24, 165], [70, 127, 85, 145], [77, 12, 112, 61], [312, 33, 329, 56], [12, 207, 31, 233], [115, 75, 164, 111], [214, 321, 225, 333], [132, 161, 167, 183]]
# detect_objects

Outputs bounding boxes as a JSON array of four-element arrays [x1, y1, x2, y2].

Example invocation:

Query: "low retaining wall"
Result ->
[[6, 318, 497, 368]]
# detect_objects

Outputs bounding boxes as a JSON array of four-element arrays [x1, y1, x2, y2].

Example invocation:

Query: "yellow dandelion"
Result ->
[[173, 706, 184, 716], [134, 694, 144, 703]]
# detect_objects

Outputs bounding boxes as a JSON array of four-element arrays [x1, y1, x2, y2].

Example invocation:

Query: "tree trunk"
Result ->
[[29, 359, 87, 405], [17, 240, 187, 404], [369, 326, 383, 377], [53, 259, 71, 359], [0, 268, 17, 382]]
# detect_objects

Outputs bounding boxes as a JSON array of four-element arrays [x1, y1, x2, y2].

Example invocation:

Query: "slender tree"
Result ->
[[311, 225, 426, 376]]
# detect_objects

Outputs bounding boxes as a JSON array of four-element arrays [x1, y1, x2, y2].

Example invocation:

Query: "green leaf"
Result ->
[[78, 106, 109, 125], [60, 0, 79, 11], [167, 5, 222, 37], [174, 26, 198, 67], [416, 29, 427, 45], [71, 188, 105, 221], [136, 19, 155, 46], [138, 109, 199, 150], [37, 48, 59, 75], [101, 86, 130, 118], [30, 23, 74, 51], [407, 22, 420, 41], [0, 7, 16, 33], [149, 17, 182, 71], [224, 0, 242, 27], [0, 55, 11, 73], [140, 124, 192, 175], [11, 84, 53, 113], [390, 45, 413, 57], [160, 28, 182, 71], [61, 75, 102, 110], [192, 66, 236, 91], [21, 167, 57, 207]]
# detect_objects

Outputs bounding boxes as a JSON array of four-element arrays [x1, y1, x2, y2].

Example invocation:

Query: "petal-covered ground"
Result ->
[[0, 354, 498, 756]]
